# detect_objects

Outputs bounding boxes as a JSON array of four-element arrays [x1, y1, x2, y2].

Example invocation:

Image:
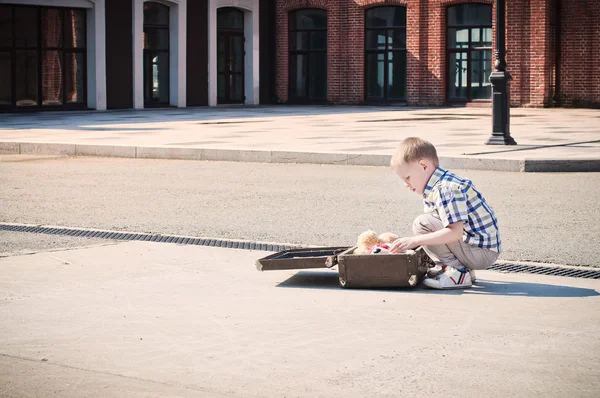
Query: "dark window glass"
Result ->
[[217, 8, 245, 104], [447, 28, 469, 49], [217, 44, 225, 73], [42, 50, 63, 105], [310, 31, 326, 51], [471, 27, 492, 48], [447, 51, 468, 99], [470, 50, 492, 99], [289, 9, 327, 101], [290, 9, 326, 30], [144, 29, 169, 50], [365, 7, 407, 101], [144, 2, 169, 25], [231, 74, 243, 102], [3, 5, 86, 110], [42, 8, 63, 48], [366, 6, 406, 28], [290, 32, 308, 51], [16, 50, 38, 106], [144, 52, 169, 103], [65, 52, 85, 103], [289, 54, 307, 98], [388, 51, 406, 99], [153, 53, 169, 103], [366, 53, 384, 98], [217, 8, 244, 30], [144, 2, 170, 105], [0, 52, 11, 105], [0, 7, 13, 47], [15, 7, 38, 48], [448, 4, 492, 26], [64, 9, 86, 48], [390, 29, 406, 49], [309, 52, 326, 99], [366, 31, 387, 50], [217, 74, 225, 100], [231, 35, 243, 73], [446, 4, 492, 101]]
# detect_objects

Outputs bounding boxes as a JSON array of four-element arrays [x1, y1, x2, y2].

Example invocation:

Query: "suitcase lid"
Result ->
[[255, 246, 350, 271]]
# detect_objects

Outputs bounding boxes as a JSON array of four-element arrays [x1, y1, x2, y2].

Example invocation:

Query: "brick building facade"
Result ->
[[275, 0, 600, 108], [0, 0, 598, 112]]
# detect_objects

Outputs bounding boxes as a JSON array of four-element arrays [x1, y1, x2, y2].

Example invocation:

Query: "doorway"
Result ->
[[217, 8, 244, 104], [143, 2, 170, 106]]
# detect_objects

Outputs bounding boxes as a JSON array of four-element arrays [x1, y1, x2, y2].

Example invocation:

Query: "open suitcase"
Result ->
[[256, 245, 434, 288]]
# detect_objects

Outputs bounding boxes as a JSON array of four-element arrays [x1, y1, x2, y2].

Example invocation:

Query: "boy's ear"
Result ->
[[419, 159, 429, 170]]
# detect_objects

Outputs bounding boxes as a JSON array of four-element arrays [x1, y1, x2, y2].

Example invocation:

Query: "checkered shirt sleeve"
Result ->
[[435, 183, 469, 227]]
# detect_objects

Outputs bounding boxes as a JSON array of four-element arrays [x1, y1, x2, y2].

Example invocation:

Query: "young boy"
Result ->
[[388, 137, 501, 290]]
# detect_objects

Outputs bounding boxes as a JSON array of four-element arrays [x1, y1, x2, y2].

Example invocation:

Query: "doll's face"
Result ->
[[392, 159, 434, 196]]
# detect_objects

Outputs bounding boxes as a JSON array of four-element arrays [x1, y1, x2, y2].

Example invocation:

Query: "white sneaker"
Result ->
[[428, 266, 477, 283], [423, 266, 472, 290], [427, 265, 444, 278]]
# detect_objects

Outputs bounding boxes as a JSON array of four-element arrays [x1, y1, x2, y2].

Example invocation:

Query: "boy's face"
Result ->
[[393, 159, 435, 196]]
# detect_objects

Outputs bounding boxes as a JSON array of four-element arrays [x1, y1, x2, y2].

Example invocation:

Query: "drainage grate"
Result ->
[[3, 223, 600, 280], [0, 223, 300, 253], [488, 262, 600, 280]]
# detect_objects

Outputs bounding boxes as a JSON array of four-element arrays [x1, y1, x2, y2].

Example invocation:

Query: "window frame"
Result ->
[[446, 4, 493, 103], [0, 4, 88, 112], [288, 8, 327, 103], [217, 7, 245, 104], [364, 6, 408, 103], [143, 2, 170, 107]]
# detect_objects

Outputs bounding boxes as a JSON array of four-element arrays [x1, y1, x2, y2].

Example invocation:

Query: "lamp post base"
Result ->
[[486, 70, 517, 145], [486, 134, 517, 145]]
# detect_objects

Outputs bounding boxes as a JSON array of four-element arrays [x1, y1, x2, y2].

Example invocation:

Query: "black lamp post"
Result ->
[[486, 0, 517, 145]]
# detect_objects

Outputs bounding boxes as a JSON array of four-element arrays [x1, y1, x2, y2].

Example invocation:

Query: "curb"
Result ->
[[1, 141, 599, 172]]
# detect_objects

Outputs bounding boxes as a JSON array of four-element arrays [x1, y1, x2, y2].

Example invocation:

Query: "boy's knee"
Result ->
[[413, 214, 434, 235]]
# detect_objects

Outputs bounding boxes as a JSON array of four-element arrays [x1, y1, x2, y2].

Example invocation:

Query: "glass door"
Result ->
[[217, 7, 245, 104], [217, 32, 244, 103], [143, 2, 170, 106], [288, 9, 327, 103]]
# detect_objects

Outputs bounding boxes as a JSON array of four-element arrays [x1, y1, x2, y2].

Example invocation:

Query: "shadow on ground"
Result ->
[[277, 271, 600, 298]]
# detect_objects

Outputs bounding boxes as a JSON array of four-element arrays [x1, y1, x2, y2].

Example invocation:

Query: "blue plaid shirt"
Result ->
[[423, 167, 501, 252]]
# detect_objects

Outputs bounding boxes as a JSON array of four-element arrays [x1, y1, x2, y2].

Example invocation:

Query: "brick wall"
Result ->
[[507, 0, 553, 107], [274, 0, 599, 107], [559, 0, 600, 107]]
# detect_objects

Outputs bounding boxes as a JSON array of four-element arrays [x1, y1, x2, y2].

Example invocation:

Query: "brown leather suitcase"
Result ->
[[256, 246, 432, 288]]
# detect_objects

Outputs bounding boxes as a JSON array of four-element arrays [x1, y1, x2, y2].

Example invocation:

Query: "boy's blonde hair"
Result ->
[[390, 137, 439, 167]]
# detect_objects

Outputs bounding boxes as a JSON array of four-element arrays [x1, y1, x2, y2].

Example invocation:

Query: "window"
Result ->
[[447, 4, 492, 101], [0, 5, 86, 111], [288, 9, 327, 102], [217, 8, 245, 104], [143, 2, 169, 106], [365, 6, 407, 101]]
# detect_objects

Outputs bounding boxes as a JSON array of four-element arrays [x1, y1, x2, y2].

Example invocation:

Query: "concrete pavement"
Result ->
[[1, 241, 599, 397], [1, 106, 599, 172], [2, 155, 600, 267]]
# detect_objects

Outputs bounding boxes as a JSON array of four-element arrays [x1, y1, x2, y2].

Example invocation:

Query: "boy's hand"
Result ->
[[389, 237, 419, 253]]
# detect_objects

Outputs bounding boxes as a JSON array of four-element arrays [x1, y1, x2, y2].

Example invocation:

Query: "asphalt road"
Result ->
[[1, 155, 599, 266]]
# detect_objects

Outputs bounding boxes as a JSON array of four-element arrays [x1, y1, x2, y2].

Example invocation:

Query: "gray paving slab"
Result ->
[[1, 106, 598, 171], [1, 241, 599, 397]]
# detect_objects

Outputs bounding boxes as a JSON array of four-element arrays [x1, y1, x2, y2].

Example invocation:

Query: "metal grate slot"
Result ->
[[3, 222, 599, 280]]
